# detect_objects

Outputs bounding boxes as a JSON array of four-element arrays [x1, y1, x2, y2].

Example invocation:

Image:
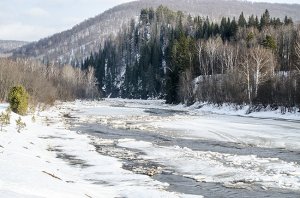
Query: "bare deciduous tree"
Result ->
[[295, 29, 300, 72], [220, 42, 235, 73], [250, 47, 276, 98], [205, 37, 222, 75], [240, 53, 253, 105], [85, 66, 99, 98], [179, 68, 194, 105], [196, 40, 207, 75], [0, 58, 98, 104]]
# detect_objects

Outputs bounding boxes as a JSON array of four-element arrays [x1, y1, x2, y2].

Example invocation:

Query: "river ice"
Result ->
[[1, 99, 300, 197]]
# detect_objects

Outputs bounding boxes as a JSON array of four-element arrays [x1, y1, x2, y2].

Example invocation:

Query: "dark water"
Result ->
[[66, 107, 300, 198], [75, 123, 300, 164], [154, 173, 299, 198], [68, 123, 300, 198]]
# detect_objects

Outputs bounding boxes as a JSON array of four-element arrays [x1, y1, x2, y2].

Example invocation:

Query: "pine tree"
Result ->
[[248, 15, 256, 27], [230, 18, 238, 38], [238, 12, 247, 27], [140, 9, 149, 24], [284, 16, 293, 26], [255, 16, 260, 29], [260, 9, 270, 30]]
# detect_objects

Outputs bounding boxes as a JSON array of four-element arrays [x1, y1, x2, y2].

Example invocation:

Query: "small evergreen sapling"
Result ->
[[0, 108, 11, 132], [16, 117, 26, 133], [31, 115, 36, 123]]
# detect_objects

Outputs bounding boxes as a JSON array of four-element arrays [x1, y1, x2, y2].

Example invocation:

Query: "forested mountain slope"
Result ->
[[0, 40, 28, 56], [12, 0, 300, 65], [83, 6, 300, 109]]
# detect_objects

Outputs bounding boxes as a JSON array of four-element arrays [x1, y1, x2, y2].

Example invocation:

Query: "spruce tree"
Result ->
[[8, 86, 29, 116], [284, 16, 293, 25], [262, 35, 277, 51], [238, 12, 247, 27], [260, 9, 270, 30], [248, 15, 256, 27]]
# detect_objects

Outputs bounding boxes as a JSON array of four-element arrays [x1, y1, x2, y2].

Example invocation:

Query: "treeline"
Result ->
[[83, 6, 300, 109], [0, 58, 98, 104]]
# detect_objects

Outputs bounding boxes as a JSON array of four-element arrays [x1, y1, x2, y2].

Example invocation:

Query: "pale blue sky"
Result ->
[[0, 0, 299, 41], [251, 0, 299, 3]]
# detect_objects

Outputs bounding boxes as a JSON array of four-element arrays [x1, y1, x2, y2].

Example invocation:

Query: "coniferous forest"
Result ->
[[83, 6, 300, 110]]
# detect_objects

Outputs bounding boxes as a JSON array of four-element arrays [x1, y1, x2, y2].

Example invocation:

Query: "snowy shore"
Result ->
[[0, 102, 198, 198], [1, 99, 300, 197]]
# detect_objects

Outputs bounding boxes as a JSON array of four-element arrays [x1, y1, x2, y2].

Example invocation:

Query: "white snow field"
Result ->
[[1, 99, 300, 197]]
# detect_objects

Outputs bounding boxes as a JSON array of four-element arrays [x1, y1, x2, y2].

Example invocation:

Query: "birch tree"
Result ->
[[241, 53, 253, 105], [196, 40, 207, 75], [249, 46, 275, 98], [205, 37, 222, 75], [295, 29, 300, 72], [85, 66, 98, 98]]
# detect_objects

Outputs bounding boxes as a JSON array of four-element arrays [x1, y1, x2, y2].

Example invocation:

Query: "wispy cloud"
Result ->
[[0, 0, 299, 41], [0, 23, 58, 41], [250, 0, 300, 3], [26, 7, 49, 17], [0, 0, 136, 41]]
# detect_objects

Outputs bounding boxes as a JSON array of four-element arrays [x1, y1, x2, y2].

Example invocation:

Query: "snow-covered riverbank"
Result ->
[[69, 99, 300, 194], [0, 102, 198, 198], [1, 99, 300, 197]]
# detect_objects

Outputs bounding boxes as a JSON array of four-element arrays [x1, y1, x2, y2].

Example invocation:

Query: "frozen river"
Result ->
[[63, 99, 300, 197]]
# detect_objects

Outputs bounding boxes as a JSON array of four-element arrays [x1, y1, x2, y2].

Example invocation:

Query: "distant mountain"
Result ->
[[0, 40, 28, 57], [12, 0, 300, 64]]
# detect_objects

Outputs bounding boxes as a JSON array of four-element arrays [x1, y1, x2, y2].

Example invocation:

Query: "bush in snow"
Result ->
[[31, 115, 36, 123], [16, 117, 26, 133], [8, 85, 29, 115], [0, 108, 11, 132]]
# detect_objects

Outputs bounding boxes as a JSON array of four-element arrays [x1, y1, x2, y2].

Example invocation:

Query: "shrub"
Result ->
[[16, 117, 26, 133], [8, 85, 29, 115], [31, 115, 36, 123], [0, 108, 11, 132]]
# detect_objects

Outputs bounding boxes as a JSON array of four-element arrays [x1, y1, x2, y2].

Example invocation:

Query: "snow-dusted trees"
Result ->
[[84, 7, 300, 108]]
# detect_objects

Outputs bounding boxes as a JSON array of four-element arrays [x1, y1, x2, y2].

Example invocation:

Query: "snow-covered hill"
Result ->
[[0, 40, 28, 57], [11, 0, 300, 65]]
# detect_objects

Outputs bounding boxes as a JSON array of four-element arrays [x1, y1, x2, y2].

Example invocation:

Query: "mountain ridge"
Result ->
[[11, 0, 300, 64], [0, 40, 28, 57]]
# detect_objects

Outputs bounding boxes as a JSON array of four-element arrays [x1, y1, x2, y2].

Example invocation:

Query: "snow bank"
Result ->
[[187, 102, 300, 121], [0, 107, 117, 198], [0, 103, 197, 198], [3, 98, 297, 197]]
